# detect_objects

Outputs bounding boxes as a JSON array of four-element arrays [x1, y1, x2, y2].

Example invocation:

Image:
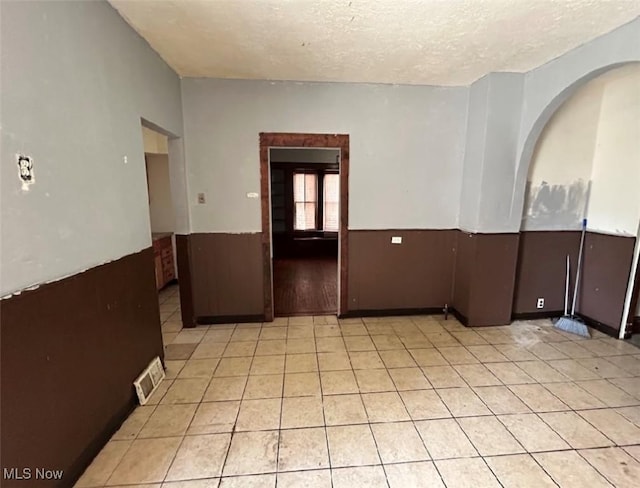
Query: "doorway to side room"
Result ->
[[260, 133, 350, 321], [141, 124, 181, 329], [270, 148, 340, 316]]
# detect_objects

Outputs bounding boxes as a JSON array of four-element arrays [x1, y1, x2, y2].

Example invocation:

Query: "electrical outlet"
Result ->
[[17, 154, 34, 186], [536, 298, 545, 309], [391, 236, 402, 244]]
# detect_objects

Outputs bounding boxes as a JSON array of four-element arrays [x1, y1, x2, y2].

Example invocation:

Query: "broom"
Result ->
[[554, 219, 590, 338]]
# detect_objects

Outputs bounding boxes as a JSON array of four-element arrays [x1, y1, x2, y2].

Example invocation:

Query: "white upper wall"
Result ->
[[522, 64, 640, 235], [588, 65, 640, 236], [181, 79, 469, 232], [0, 1, 183, 296], [522, 78, 603, 230]]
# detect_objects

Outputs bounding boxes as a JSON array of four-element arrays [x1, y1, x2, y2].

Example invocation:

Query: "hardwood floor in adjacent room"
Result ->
[[274, 257, 337, 316]]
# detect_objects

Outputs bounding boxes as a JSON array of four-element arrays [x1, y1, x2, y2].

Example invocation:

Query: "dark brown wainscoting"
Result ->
[[0, 248, 163, 487], [260, 133, 349, 320], [177, 228, 636, 332], [453, 231, 520, 326], [189, 233, 264, 319], [175, 234, 195, 327], [273, 257, 338, 316], [578, 232, 636, 333], [452, 232, 473, 322], [512, 231, 581, 315], [512, 230, 636, 335], [348, 230, 456, 311]]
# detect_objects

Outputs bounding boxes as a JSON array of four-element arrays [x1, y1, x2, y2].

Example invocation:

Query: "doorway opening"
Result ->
[[142, 125, 177, 292], [141, 123, 181, 333], [270, 148, 340, 316], [260, 133, 349, 321]]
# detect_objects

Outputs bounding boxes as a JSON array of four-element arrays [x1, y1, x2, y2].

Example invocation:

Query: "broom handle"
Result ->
[[565, 255, 570, 316], [571, 219, 587, 316]]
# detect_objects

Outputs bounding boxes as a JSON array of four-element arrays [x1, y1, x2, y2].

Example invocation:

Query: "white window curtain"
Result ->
[[293, 173, 317, 230], [323, 174, 340, 232]]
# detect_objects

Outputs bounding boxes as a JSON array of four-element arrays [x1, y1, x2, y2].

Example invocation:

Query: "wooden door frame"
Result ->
[[260, 133, 349, 321]]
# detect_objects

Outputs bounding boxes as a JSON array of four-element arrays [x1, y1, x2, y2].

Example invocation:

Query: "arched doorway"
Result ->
[[512, 63, 640, 339]]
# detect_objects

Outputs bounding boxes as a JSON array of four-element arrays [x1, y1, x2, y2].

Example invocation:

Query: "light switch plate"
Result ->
[[247, 192, 259, 199], [391, 236, 402, 244]]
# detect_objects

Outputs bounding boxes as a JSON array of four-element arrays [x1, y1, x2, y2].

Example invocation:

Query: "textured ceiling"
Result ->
[[110, 0, 640, 86]]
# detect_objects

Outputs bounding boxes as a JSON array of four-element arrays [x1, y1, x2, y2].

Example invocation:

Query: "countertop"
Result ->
[[152, 232, 173, 241]]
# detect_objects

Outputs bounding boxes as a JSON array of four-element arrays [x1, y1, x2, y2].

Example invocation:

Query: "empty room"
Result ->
[[2, 1, 640, 487]]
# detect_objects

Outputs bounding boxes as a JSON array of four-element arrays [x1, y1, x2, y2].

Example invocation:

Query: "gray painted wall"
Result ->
[[477, 73, 525, 232], [458, 75, 489, 232], [459, 73, 524, 233], [1, 1, 184, 296], [181, 79, 469, 233]]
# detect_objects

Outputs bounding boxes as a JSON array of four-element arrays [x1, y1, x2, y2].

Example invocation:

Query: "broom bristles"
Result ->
[[554, 316, 590, 338]]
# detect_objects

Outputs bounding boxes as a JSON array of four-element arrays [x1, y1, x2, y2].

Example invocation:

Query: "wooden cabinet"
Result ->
[[152, 234, 175, 290]]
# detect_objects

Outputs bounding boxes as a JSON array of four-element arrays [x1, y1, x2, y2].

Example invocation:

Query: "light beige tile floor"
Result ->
[[76, 287, 640, 487]]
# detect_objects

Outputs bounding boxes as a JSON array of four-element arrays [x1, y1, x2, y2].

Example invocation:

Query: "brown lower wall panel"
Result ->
[[183, 229, 634, 333], [185, 230, 515, 325], [578, 232, 636, 332], [452, 231, 474, 319], [454, 231, 520, 327], [513, 231, 636, 332], [190, 233, 264, 318], [470, 233, 520, 326], [175, 234, 195, 327], [513, 231, 581, 315], [0, 248, 163, 487], [348, 230, 456, 311]]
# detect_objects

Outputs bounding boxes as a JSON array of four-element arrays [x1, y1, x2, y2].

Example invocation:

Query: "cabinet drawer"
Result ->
[[163, 268, 175, 282]]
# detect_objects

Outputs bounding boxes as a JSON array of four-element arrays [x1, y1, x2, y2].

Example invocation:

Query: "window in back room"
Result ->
[[323, 173, 340, 232], [294, 172, 318, 230], [293, 171, 339, 232]]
